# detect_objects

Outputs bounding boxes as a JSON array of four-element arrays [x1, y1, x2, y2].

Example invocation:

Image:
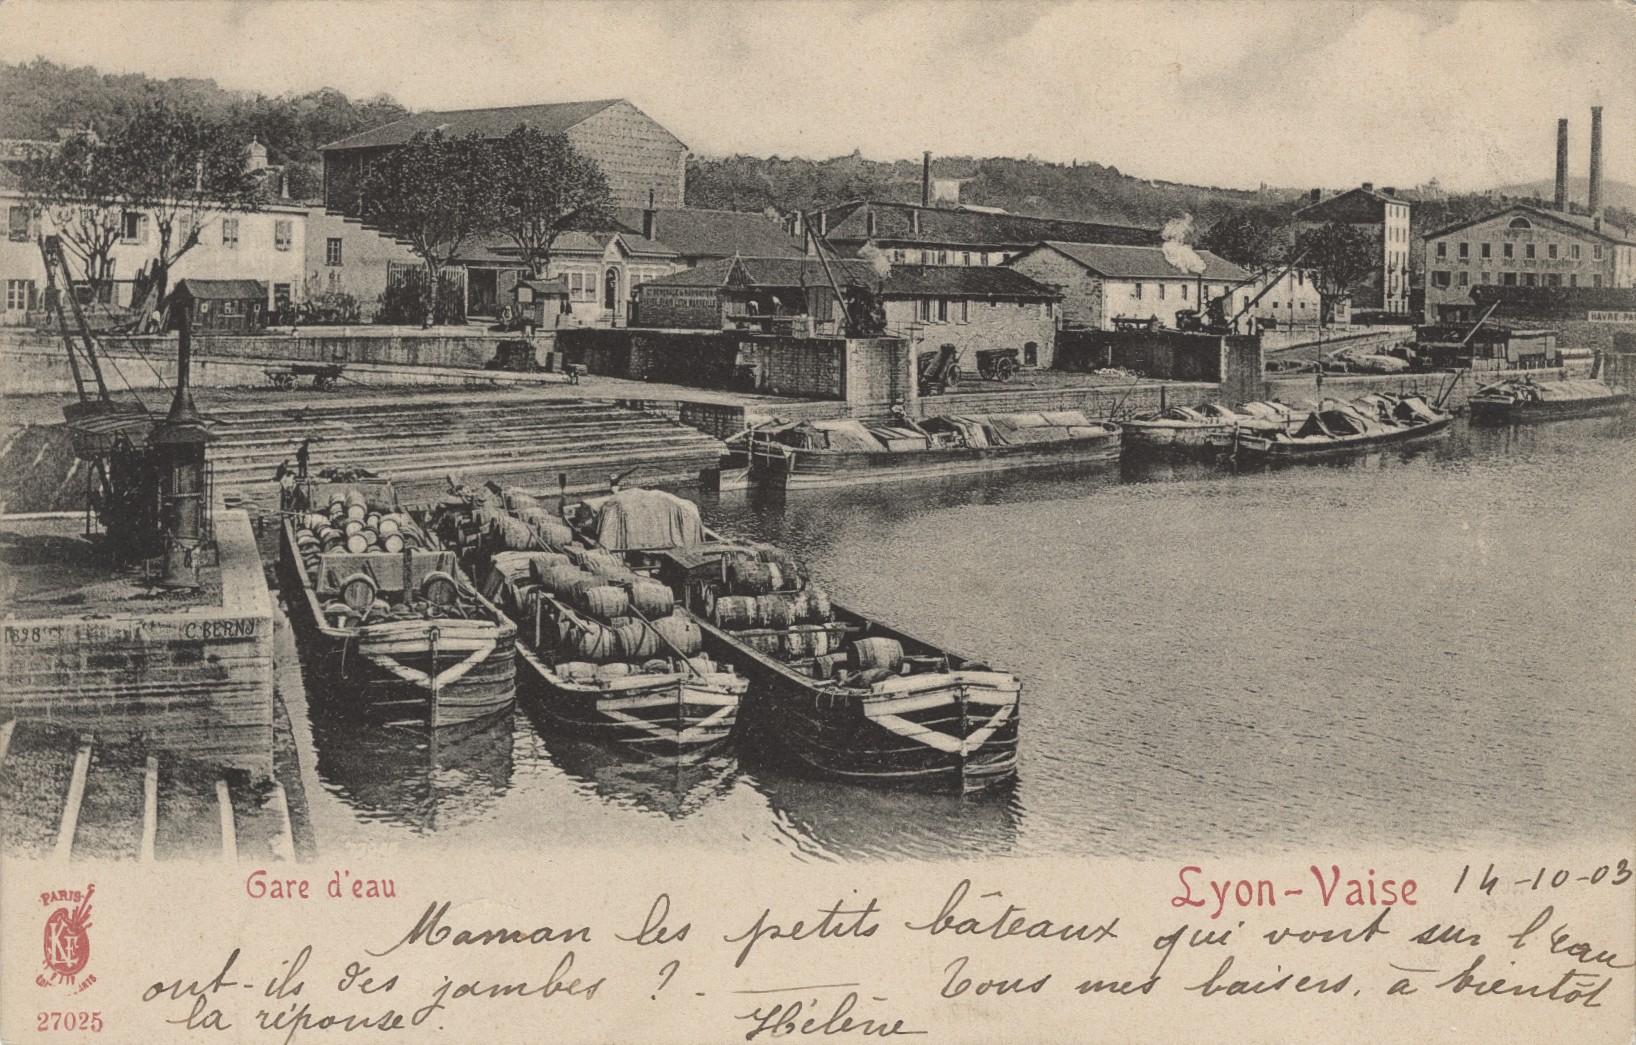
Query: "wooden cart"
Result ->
[[265, 364, 345, 391]]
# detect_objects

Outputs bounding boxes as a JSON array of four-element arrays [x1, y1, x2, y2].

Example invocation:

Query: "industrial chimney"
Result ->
[[1555, 118, 1569, 211], [1589, 105, 1604, 215], [922, 151, 932, 207]]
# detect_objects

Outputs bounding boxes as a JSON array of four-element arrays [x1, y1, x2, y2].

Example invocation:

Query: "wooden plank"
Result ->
[[54, 739, 93, 861], [0, 719, 15, 770], [140, 756, 158, 863], [268, 784, 296, 862], [216, 779, 237, 863]]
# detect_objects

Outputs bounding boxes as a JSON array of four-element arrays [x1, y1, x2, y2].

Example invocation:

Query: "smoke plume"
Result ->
[[1160, 214, 1208, 275]]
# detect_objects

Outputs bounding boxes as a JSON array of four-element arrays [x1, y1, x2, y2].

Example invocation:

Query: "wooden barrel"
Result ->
[[595, 663, 634, 682], [782, 629, 812, 659], [614, 621, 661, 661], [757, 593, 798, 629], [344, 489, 367, 509], [343, 519, 364, 536], [506, 489, 540, 511], [303, 512, 329, 530], [526, 553, 573, 582], [337, 572, 378, 613], [576, 584, 630, 620], [564, 621, 619, 663], [346, 503, 368, 522], [687, 655, 714, 677], [652, 614, 702, 657], [492, 514, 536, 551], [850, 637, 904, 673], [727, 560, 783, 595], [556, 660, 598, 682], [628, 579, 674, 617], [804, 588, 832, 623], [535, 518, 575, 549], [382, 533, 405, 553], [365, 512, 382, 529], [539, 565, 589, 595], [712, 595, 761, 629], [344, 532, 371, 554], [420, 571, 460, 607], [377, 517, 400, 537]]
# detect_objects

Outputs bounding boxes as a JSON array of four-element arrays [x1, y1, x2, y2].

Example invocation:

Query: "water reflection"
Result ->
[[308, 710, 515, 834], [751, 771, 1022, 861]]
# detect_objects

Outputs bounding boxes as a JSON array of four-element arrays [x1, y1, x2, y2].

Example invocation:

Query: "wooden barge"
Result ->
[[577, 489, 1022, 792], [744, 413, 1121, 489], [1467, 377, 1631, 424], [279, 478, 516, 728], [1232, 394, 1453, 462], [1120, 403, 1285, 454]]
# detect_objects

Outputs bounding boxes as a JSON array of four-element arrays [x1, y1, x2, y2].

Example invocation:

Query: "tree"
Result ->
[[1200, 208, 1290, 276], [18, 133, 126, 298], [487, 127, 614, 278], [1293, 221, 1374, 325], [359, 130, 494, 326], [110, 101, 262, 308]]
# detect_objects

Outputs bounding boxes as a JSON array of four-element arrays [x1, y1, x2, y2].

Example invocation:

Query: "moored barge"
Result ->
[[279, 477, 516, 728], [1120, 403, 1285, 454], [1233, 394, 1453, 462], [1467, 377, 1631, 424]]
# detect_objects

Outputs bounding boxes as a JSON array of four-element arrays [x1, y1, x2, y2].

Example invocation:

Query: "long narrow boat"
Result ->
[[747, 412, 1121, 489], [463, 487, 746, 760], [1233, 394, 1453, 462], [279, 476, 516, 728], [1467, 377, 1631, 424], [1121, 403, 1286, 454], [577, 488, 1021, 793]]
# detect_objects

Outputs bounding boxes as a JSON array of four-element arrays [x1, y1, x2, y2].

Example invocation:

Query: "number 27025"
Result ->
[[37, 1012, 102, 1032]]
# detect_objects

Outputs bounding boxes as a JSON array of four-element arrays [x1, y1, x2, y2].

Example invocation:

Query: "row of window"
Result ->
[[10, 205, 298, 253], [913, 297, 1053, 322], [1431, 270, 1604, 289], [887, 248, 1010, 266], [1437, 240, 1599, 262], [1130, 282, 1234, 302], [5, 278, 36, 310]]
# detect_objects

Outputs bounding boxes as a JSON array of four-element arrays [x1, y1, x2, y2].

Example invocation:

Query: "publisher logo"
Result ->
[[37, 884, 95, 992]]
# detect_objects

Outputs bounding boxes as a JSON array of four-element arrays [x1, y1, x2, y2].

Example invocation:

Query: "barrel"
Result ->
[[328, 490, 348, 507], [491, 514, 536, 551], [526, 553, 574, 582], [377, 517, 400, 537], [850, 637, 904, 673], [382, 533, 405, 553], [756, 546, 798, 569], [564, 621, 619, 663], [344, 532, 371, 554], [627, 579, 674, 617], [712, 595, 761, 629], [343, 518, 364, 536], [337, 572, 378, 613], [784, 625, 831, 659], [420, 571, 460, 607], [614, 620, 661, 661], [539, 565, 590, 596], [640, 658, 672, 675], [365, 511, 382, 529], [727, 560, 784, 595], [687, 656, 714, 678], [594, 663, 634, 682], [804, 588, 833, 624], [344, 489, 367, 509], [652, 614, 702, 657], [757, 593, 797, 629], [576, 584, 630, 620], [505, 489, 540, 511], [346, 503, 367, 522], [303, 512, 329, 530], [556, 660, 598, 682], [534, 518, 575, 549]]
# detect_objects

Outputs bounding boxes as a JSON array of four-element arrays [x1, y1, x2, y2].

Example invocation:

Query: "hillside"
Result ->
[[1490, 175, 1636, 214], [686, 152, 1301, 229]]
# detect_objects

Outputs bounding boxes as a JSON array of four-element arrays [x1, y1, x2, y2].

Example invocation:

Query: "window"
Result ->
[[1547, 243, 1557, 259], [1524, 243, 1535, 259], [1593, 245, 1604, 260], [221, 218, 239, 247], [1503, 243, 1514, 259], [1023, 341, 1038, 366], [1481, 272, 1493, 284], [891, 249, 906, 264], [918, 297, 933, 322], [120, 211, 147, 244], [1436, 242, 1446, 259], [1546, 274, 1561, 287], [1132, 283, 1143, 300], [937, 298, 949, 322], [325, 237, 343, 266], [1522, 273, 1536, 287], [275, 219, 293, 252], [1593, 274, 1603, 288], [959, 299, 969, 323], [273, 283, 292, 311], [1570, 244, 1581, 260], [1180, 284, 1189, 301], [980, 253, 990, 266], [1508, 217, 1533, 230], [1569, 275, 1578, 288], [865, 211, 876, 236], [1432, 270, 1451, 288], [1157, 284, 1166, 301], [1503, 272, 1517, 286], [1458, 242, 1468, 259], [1044, 301, 1054, 318], [1481, 242, 1491, 259], [962, 252, 972, 266], [1457, 271, 1469, 287], [7, 205, 29, 242], [5, 278, 36, 311]]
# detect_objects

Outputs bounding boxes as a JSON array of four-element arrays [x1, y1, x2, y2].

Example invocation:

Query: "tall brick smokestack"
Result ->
[[922, 151, 932, 207], [1555, 118, 1569, 211], [1589, 105, 1604, 215]]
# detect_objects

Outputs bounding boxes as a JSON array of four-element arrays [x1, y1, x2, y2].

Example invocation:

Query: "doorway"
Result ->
[[467, 268, 498, 316], [603, 267, 621, 311]]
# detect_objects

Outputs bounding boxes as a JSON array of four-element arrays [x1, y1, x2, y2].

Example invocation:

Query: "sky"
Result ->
[[1, 0, 1632, 194]]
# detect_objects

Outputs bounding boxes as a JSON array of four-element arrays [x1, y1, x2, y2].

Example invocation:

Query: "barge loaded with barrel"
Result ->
[[572, 487, 1022, 792], [740, 412, 1122, 489], [460, 485, 746, 760], [279, 476, 517, 728], [1232, 393, 1454, 462], [1467, 376, 1631, 424]]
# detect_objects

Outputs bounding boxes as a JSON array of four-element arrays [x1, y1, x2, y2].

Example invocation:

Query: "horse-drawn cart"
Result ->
[[975, 348, 1020, 381], [265, 363, 345, 391]]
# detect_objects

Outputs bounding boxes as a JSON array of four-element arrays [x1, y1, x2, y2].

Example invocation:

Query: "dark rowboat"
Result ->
[[1467, 377, 1631, 424], [279, 477, 516, 728], [578, 489, 1021, 793], [1233, 394, 1453, 462], [747, 413, 1121, 489]]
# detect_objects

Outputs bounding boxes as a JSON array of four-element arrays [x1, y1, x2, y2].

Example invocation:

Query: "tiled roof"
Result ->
[[1019, 242, 1251, 281], [613, 207, 803, 259], [820, 200, 1157, 249], [175, 278, 267, 300], [1294, 186, 1412, 223], [320, 99, 628, 151], [1421, 203, 1634, 245], [456, 228, 678, 264], [640, 256, 875, 290], [879, 265, 1059, 299]]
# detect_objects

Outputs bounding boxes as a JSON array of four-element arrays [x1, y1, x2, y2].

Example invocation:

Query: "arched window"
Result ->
[[1508, 217, 1533, 230]]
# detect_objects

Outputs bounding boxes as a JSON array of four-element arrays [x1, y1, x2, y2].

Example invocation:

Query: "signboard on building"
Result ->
[[1588, 310, 1636, 323]]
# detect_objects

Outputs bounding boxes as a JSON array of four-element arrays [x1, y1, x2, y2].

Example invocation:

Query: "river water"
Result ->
[[292, 416, 1636, 862]]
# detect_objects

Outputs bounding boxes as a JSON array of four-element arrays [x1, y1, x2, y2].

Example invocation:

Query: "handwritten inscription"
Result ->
[[1172, 865, 1418, 919]]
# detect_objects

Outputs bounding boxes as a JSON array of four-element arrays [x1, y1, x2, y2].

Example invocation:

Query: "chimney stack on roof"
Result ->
[[922, 151, 932, 208], [1555, 118, 1570, 211], [1382, 187, 1396, 196], [643, 189, 657, 240], [1361, 182, 1374, 192], [1310, 188, 1322, 203], [1589, 105, 1604, 215]]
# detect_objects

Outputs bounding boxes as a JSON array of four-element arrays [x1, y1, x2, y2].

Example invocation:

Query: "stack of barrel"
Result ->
[[474, 487, 576, 553], [292, 487, 462, 629], [707, 546, 838, 660]]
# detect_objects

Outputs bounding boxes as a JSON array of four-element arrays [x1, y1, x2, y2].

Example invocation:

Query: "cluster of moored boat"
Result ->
[[726, 392, 1461, 487], [280, 476, 1019, 793]]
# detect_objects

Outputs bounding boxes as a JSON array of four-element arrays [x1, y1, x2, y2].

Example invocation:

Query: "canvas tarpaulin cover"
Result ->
[[593, 488, 706, 551]]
